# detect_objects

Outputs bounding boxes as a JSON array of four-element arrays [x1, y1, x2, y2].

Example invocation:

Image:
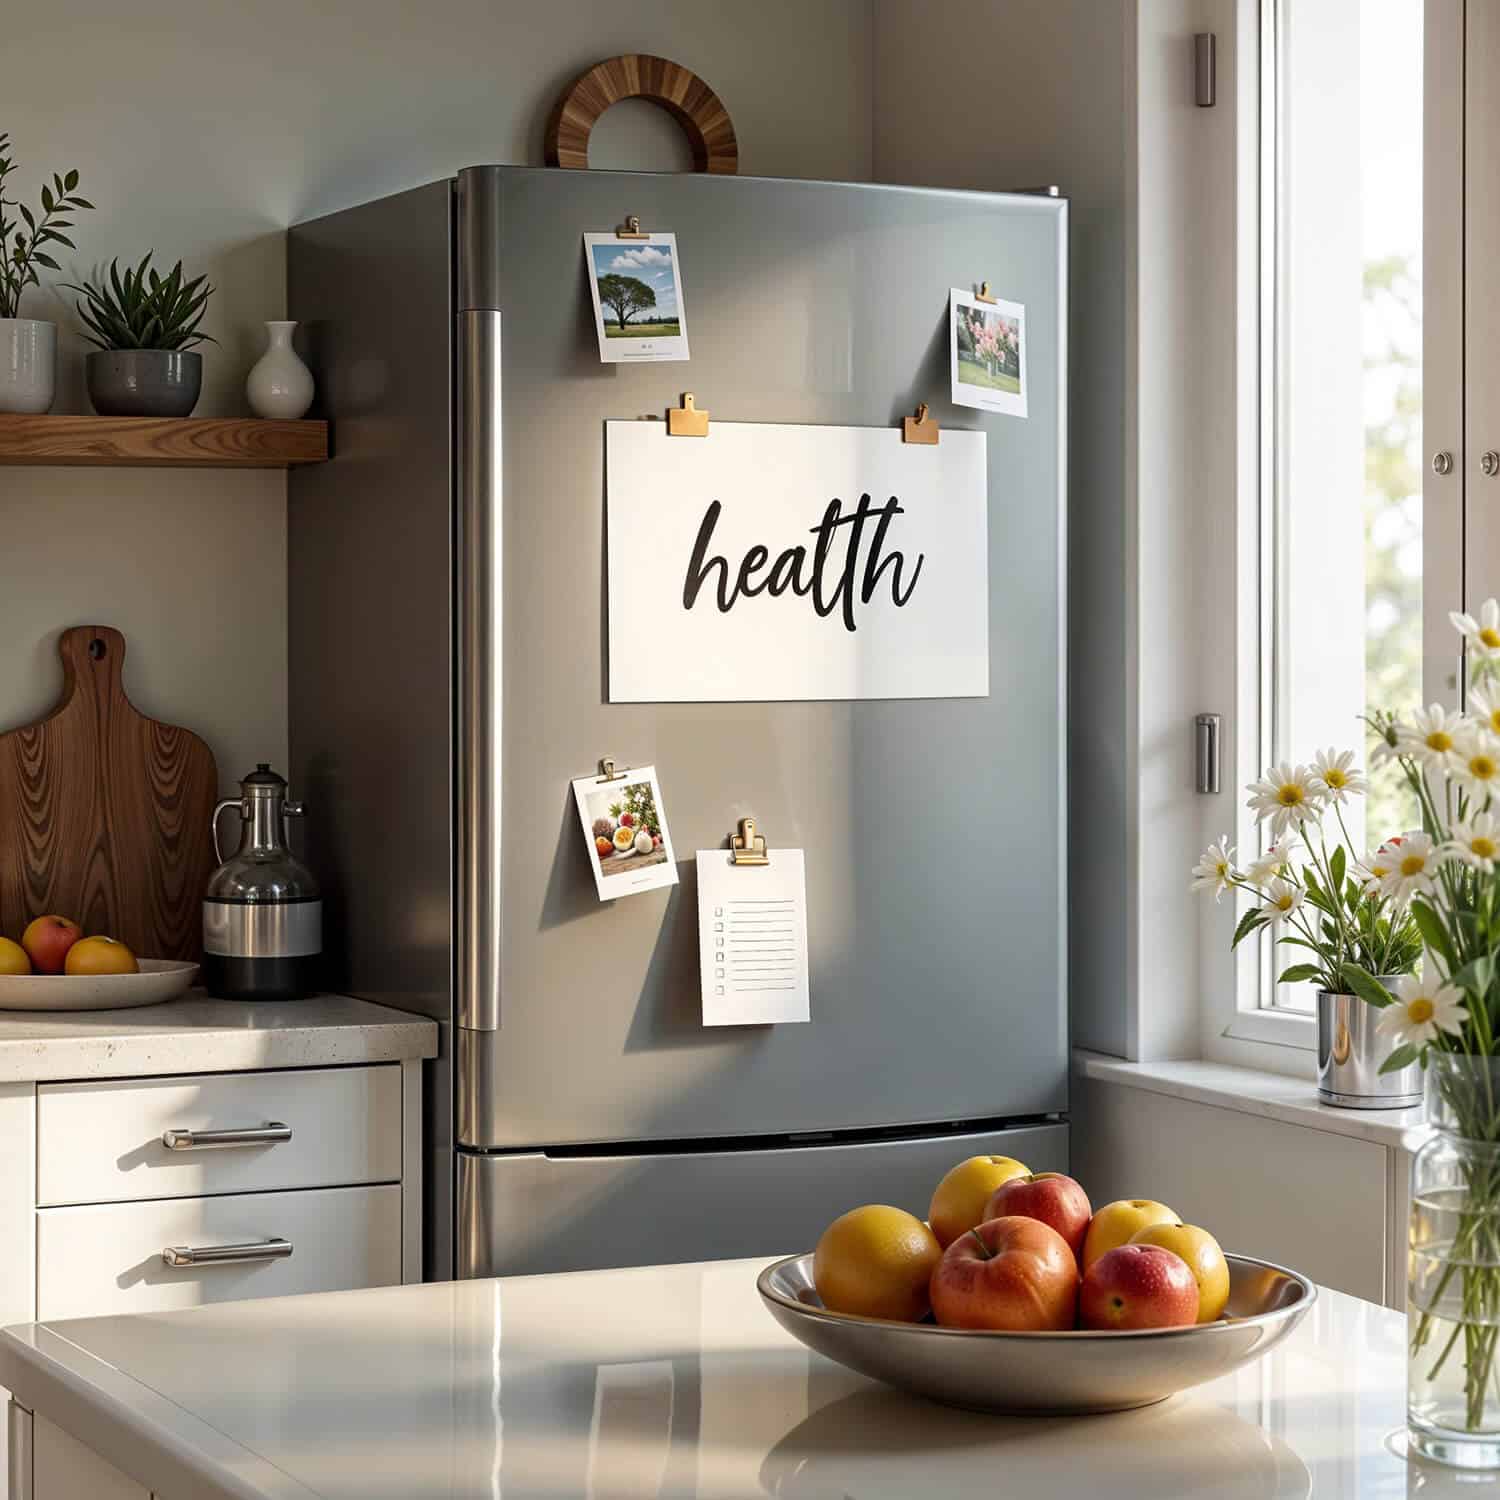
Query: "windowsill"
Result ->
[[1073, 1048, 1427, 1150]]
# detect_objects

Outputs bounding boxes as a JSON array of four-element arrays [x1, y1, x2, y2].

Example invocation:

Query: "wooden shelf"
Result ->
[[0, 415, 328, 468]]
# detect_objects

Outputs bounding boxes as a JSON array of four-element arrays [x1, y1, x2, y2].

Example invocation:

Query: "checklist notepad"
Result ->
[[696, 848, 811, 1026]]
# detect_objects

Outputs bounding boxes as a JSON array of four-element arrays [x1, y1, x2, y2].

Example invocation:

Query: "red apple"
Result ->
[[986, 1171, 1092, 1263], [1079, 1244, 1199, 1331], [929, 1215, 1079, 1331], [20, 915, 82, 975]]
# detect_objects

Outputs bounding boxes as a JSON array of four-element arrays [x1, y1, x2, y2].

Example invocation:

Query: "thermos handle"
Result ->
[[211, 799, 243, 866], [283, 800, 306, 849]]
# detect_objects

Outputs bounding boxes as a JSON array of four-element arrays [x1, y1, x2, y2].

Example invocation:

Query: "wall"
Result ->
[[2, 0, 875, 791], [872, 0, 1132, 1054]]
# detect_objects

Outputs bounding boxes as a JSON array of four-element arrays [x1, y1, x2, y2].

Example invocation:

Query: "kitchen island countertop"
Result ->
[[0, 990, 436, 1081], [0, 1253, 1451, 1499]]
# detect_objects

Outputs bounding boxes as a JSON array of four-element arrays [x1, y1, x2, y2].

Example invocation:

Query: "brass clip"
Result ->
[[668, 392, 710, 437], [597, 757, 629, 782], [616, 214, 649, 240], [975, 281, 997, 304], [730, 817, 769, 866], [902, 402, 939, 445]]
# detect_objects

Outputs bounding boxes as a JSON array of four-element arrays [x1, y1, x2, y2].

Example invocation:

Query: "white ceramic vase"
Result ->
[[245, 320, 314, 419], [0, 317, 57, 414]]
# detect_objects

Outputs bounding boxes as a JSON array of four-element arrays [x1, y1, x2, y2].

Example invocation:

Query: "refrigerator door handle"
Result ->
[[456, 307, 503, 1032]]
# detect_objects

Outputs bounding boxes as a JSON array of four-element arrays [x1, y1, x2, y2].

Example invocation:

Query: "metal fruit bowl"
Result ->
[[758, 1251, 1315, 1415]]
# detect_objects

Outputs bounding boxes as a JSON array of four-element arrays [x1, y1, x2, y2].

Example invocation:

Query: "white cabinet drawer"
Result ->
[[37, 1066, 401, 1206], [36, 1183, 402, 1319]]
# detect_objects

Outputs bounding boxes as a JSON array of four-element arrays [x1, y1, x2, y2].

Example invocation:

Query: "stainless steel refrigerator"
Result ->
[[288, 165, 1068, 1283]]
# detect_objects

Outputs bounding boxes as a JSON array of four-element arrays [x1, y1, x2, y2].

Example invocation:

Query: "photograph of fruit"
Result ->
[[809, 1155, 1236, 1335], [571, 765, 680, 901]]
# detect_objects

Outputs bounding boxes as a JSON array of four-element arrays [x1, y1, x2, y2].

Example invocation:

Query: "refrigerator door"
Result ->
[[456, 167, 1068, 1150], [457, 1124, 1067, 1278]]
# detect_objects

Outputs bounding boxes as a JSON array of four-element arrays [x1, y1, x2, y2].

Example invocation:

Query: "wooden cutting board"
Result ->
[[0, 627, 217, 962]]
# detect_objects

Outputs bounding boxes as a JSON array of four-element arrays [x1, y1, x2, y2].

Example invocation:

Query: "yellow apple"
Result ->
[[0, 938, 31, 976], [928, 1155, 1030, 1248], [1129, 1221, 1230, 1323], [64, 936, 139, 977], [1081, 1198, 1179, 1273]]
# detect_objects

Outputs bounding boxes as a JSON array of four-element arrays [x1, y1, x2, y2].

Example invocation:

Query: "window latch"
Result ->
[[1195, 714, 1221, 794]]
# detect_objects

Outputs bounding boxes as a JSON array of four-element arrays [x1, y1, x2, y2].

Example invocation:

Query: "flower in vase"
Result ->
[[1377, 974, 1467, 1050], [1191, 839, 1236, 901], [1450, 597, 1500, 659], [1394, 705, 1466, 774], [1246, 763, 1324, 837], [1447, 809, 1500, 873], [1242, 837, 1296, 888], [1377, 830, 1442, 905], [1451, 729, 1500, 798], [1260, 878, 1303, 922], [1468, 680, 1500, 737], [1309, 747, 1367, 805]]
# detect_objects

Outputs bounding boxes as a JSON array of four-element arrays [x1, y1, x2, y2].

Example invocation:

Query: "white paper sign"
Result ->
[[697, 849, 810, 1026], [607, 422, 989, 702]]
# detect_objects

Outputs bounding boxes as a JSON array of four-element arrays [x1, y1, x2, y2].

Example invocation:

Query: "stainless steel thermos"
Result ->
[[203, 764, 322, 1001]]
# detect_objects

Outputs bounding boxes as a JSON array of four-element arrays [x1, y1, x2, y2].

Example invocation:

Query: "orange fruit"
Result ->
[[64, 936, 139, 976], [0, 938, 31, 976], [813, 1205, 941, 1322], [928, 1155, 1030, 1247], [1081, 1198, 1178, 1273]]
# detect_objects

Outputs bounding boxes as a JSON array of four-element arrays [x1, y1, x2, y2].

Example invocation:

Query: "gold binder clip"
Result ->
[[668, 392, 710, 437], [902, 402, 938, 445], [597, 757, 629, 783], [975, 281, 997, 304], [616, 214, 649, 240], [730, 817, 769, 866]]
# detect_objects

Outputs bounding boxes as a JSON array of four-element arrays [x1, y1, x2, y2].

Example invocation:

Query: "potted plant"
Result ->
[[1190, 748, 1423, 1108], [1340, 598, 1500, 1464], [65, 254, 215, 418], [0, 134, 92, 414]]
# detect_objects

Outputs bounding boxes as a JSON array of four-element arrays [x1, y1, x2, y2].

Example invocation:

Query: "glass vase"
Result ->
[[1408, 1054, 1500, 1469]]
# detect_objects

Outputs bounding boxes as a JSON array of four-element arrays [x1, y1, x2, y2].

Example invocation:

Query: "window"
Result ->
[[1249, 0, 1425, 1021]]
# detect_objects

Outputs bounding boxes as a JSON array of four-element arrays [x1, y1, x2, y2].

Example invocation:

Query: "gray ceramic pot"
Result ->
[[85, 349, 202, 418]]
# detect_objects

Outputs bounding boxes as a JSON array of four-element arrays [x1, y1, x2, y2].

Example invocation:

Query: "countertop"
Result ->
[[0, 1256, 1450, 1499], [0, 991, 437, 1081]]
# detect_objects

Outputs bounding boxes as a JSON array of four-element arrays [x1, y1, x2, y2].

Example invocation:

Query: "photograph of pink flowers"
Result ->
[[950, 288, 1028, 418]]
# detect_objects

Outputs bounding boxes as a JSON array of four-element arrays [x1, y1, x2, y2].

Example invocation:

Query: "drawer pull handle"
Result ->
[[161, 1238, 293, 1268], [161, 1122, 292, 1151]]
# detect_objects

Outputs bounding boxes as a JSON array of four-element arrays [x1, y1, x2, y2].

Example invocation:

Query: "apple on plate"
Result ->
[[1082, 1198, 1179, 1273], [985, 1172, 1092, 1262], [64, 936, 138, 977], [1079, 1244, 1198, 1331], [929, 1215, 1079, 1331], [1128, 1221, 1231, 1323], [928, 1155, 1030, 1248], [21, 916, 81, 975]]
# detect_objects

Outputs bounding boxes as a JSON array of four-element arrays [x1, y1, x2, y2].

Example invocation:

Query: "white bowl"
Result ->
[[0, 959, 199, 1012]]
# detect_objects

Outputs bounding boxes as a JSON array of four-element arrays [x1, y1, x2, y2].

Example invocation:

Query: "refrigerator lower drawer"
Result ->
[[457, 1122, 1066, 1278]]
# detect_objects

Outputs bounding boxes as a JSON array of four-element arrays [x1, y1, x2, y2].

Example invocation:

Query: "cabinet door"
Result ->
[[0, 1088, 34, 1499]]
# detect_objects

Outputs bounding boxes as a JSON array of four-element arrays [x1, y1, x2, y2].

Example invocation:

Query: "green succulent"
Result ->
[[65, 254, 216, 352]]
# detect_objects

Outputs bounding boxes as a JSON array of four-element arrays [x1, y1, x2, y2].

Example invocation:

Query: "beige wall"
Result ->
[[2, 0, 874, 790]]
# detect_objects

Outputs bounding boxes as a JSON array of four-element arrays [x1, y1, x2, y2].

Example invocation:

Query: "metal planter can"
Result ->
[[1317, 983, 1422, 1109]]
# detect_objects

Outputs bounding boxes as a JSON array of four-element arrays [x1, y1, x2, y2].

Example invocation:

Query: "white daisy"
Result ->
[[1451, 598, 1500, 659], [1469, 682, 1500, 738], [1246, 763, 1325, 837], [1378, 831, 1442, 905], [1260, 877, 1303, 923], [1394, 705, 1466, 774], [1190, 839, 1236, 901], [1243, 837, 1296, 888], [1450, 729, 1500, 798], [1358, 838, 1404, 898], [1309, 748, 1367, 805], [1447, 810, 1500, 873], [1377, 974, 1468, 1051]]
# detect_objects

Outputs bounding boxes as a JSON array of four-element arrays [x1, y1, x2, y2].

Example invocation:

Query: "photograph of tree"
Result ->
[[590, 242, 683, 338]]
